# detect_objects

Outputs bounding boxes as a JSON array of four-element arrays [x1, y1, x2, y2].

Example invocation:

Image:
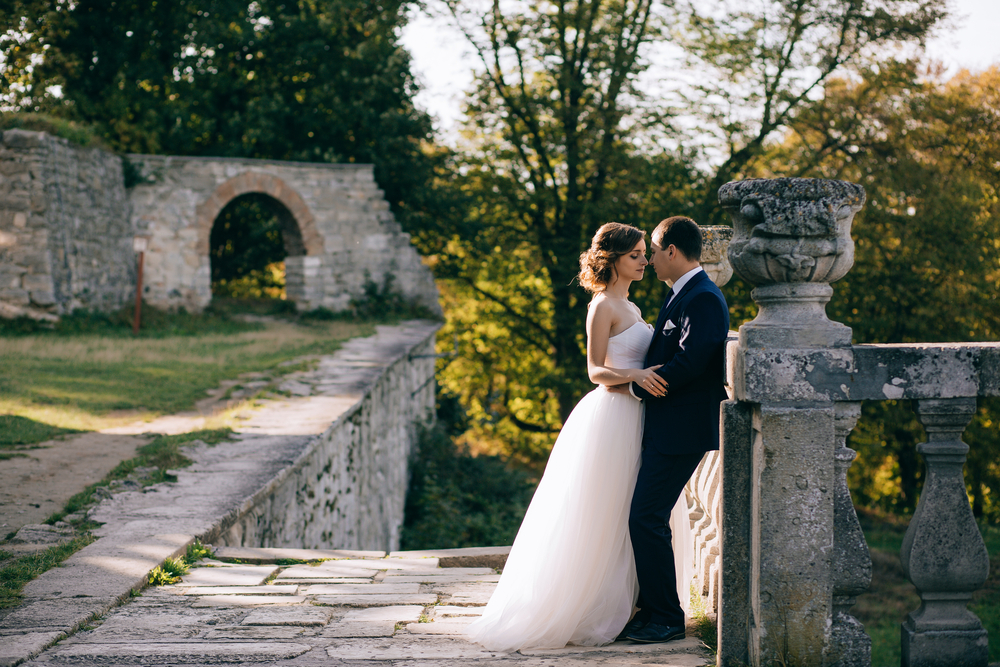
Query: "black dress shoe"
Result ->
[[627, 622, 685, 643], [615, 615, 648, 641]]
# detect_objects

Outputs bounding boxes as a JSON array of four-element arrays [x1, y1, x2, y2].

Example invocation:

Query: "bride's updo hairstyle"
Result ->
[[578, 222, 645, 294]]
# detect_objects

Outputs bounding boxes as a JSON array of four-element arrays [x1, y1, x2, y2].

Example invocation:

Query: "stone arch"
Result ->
[[195, 172, 324, 257]]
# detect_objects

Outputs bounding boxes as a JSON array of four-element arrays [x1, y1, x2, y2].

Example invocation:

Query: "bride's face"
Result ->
[[614, 238, 648, 283]]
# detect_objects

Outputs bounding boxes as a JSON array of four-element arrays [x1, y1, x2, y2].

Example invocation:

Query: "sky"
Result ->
[[399, 0, 1000, 139]]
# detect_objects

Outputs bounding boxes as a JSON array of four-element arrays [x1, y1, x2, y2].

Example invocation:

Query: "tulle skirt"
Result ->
[[466, 387, 694, 652]]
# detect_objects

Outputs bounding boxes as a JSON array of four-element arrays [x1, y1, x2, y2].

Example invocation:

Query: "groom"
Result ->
[[617, 216, 730, 643]]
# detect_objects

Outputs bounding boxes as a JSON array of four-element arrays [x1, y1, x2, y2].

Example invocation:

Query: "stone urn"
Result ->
[[719, 178, 866, 348], [700, 226, 734, 287]]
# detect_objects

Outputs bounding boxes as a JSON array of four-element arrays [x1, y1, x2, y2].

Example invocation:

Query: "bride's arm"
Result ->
[[586, 301, 666, 394]]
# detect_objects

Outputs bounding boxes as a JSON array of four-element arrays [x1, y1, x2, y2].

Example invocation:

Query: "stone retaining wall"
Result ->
[[0, 130, 133, 319], [210, 325, 438, 552]]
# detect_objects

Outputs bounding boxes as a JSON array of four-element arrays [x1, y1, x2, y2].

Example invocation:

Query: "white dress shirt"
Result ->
[[665, 266, 703, 309]]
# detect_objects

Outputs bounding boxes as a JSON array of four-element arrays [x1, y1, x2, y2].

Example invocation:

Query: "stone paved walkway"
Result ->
[[0, 323, 439, 666], [18, 547, 713, 666]]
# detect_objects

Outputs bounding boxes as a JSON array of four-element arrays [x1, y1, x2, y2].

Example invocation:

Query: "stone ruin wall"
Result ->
[[126, 155, 441, 315], [0, 129, 134, 319], [0, 130, 441, 319]]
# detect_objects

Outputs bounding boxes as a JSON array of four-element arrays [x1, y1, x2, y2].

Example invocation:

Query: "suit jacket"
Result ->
[[632, 269, 729, 455]]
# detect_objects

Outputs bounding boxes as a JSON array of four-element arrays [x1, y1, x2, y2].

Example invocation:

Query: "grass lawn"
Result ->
[[0, 316, 374, 432]]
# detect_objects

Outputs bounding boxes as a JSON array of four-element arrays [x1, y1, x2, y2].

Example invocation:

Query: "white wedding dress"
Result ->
[[466, 321, 693, 652]]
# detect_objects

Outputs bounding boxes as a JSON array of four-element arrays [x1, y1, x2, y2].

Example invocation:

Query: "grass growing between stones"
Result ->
[[148, 543, 214, 585], [0, 535, 97, 608], [0, 317, 373, 432], [687, 584, 718, 654]]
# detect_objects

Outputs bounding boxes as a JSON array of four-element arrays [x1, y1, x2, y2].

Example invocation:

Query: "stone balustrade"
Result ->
[[685, 180, 994, 667]]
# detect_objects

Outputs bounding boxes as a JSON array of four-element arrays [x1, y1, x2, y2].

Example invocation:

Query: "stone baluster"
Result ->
[[829, 402, 871, 666], [901, 398, 989, 667], [720, 177, 866, 667]]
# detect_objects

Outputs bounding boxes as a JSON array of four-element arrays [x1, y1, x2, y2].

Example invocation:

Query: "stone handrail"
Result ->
[[686, 181, 992, 667]]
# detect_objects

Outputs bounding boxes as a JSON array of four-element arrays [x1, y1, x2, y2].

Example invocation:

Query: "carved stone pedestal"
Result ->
[[720, 177, 867, 667]]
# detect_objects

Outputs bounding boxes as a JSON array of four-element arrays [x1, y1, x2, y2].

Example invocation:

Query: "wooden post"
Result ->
[[132, 236, 148, 336]]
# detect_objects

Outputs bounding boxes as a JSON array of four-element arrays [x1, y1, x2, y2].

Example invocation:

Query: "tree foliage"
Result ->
[[425, 0, 947, 467], [2, 0, 436, 223], [432, 0, 669, 433], [678, 0, 948, 221], [756, 63, 1000, 517]]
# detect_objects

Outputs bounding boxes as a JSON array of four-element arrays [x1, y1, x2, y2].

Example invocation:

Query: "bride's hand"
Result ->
[[635, 365, 668, 397]]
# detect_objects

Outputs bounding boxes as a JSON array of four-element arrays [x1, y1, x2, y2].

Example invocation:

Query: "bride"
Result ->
[[466, 222, 693, 652]]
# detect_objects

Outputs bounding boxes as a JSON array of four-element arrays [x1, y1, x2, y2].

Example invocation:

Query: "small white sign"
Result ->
[[133, 236, 149, 252]]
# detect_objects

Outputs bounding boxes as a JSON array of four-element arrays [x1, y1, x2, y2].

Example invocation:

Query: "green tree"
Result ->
[[678, 0, 948, 222], [426, 0, 948, 465], [2, 0, 435, 226], [756, 64, 1000, 516]]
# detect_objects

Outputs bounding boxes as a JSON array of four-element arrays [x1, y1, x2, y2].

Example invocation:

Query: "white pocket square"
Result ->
[[662, 319, 676, 332]]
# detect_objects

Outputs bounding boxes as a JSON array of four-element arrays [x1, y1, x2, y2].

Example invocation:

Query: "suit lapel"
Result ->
[[646, 291, 672, 364], [664, 270, 706, 320]]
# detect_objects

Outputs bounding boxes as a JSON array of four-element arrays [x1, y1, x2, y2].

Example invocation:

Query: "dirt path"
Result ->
[[0, 432, 149, 535]]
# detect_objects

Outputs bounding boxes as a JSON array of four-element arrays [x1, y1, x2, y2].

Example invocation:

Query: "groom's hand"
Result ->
[[606, 384, 631, 395]]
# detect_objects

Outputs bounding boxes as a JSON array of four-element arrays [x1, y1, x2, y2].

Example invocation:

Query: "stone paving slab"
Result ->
[[316, 558, 440, 571], [275, 578, 372, 585], [242, 608, 333, 626], [435, 582, 497, 606], [312, 594, 440, 607], [47, 641, 313, 663], [189, 595, 307, 607], [433, 605, 485, 617], [324, 636, 508, 661], [341, 606, 424, 623], [387, 574, 502, 584], [214, 547, 386, 563], [179, 584, 299, 595], [389, 546, 511, 570], [0, 597, 111, 631], [277, 566, 377, 579], [405, 619, 476, 635], [321, 621, 396, 638], [383, 567, 494, 577], [301, 583, 420, 595], [0, 634, 60, 667], [178, 566, 279, 587], [205, 626, 307, 640]]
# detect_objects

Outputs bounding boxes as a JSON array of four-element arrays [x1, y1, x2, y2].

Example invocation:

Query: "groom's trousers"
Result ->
[[629, 448, 705, 628]]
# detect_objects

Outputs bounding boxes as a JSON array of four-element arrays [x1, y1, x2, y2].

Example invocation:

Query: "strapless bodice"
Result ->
[[605, 321, 653, 369]]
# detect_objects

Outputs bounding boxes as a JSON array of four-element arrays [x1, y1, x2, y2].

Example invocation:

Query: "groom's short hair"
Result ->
[[653, 216, 701, 261]]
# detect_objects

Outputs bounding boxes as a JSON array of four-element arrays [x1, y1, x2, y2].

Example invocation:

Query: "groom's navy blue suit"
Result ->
[[630, 268, 729, 629]]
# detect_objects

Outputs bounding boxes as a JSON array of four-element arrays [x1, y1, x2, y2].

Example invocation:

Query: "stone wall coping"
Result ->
[[728, 338, 1000, 403], [126, 153, 375, 171], [203, 321, 442, 547]]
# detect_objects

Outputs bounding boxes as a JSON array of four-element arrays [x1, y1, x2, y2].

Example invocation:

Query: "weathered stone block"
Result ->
[[718, 399, 752, 667], [750, 404, 835, 667], [2, 129, 44, 149]]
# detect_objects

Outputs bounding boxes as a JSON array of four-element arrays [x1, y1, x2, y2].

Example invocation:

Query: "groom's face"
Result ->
[[649, 240, 672, 283]]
